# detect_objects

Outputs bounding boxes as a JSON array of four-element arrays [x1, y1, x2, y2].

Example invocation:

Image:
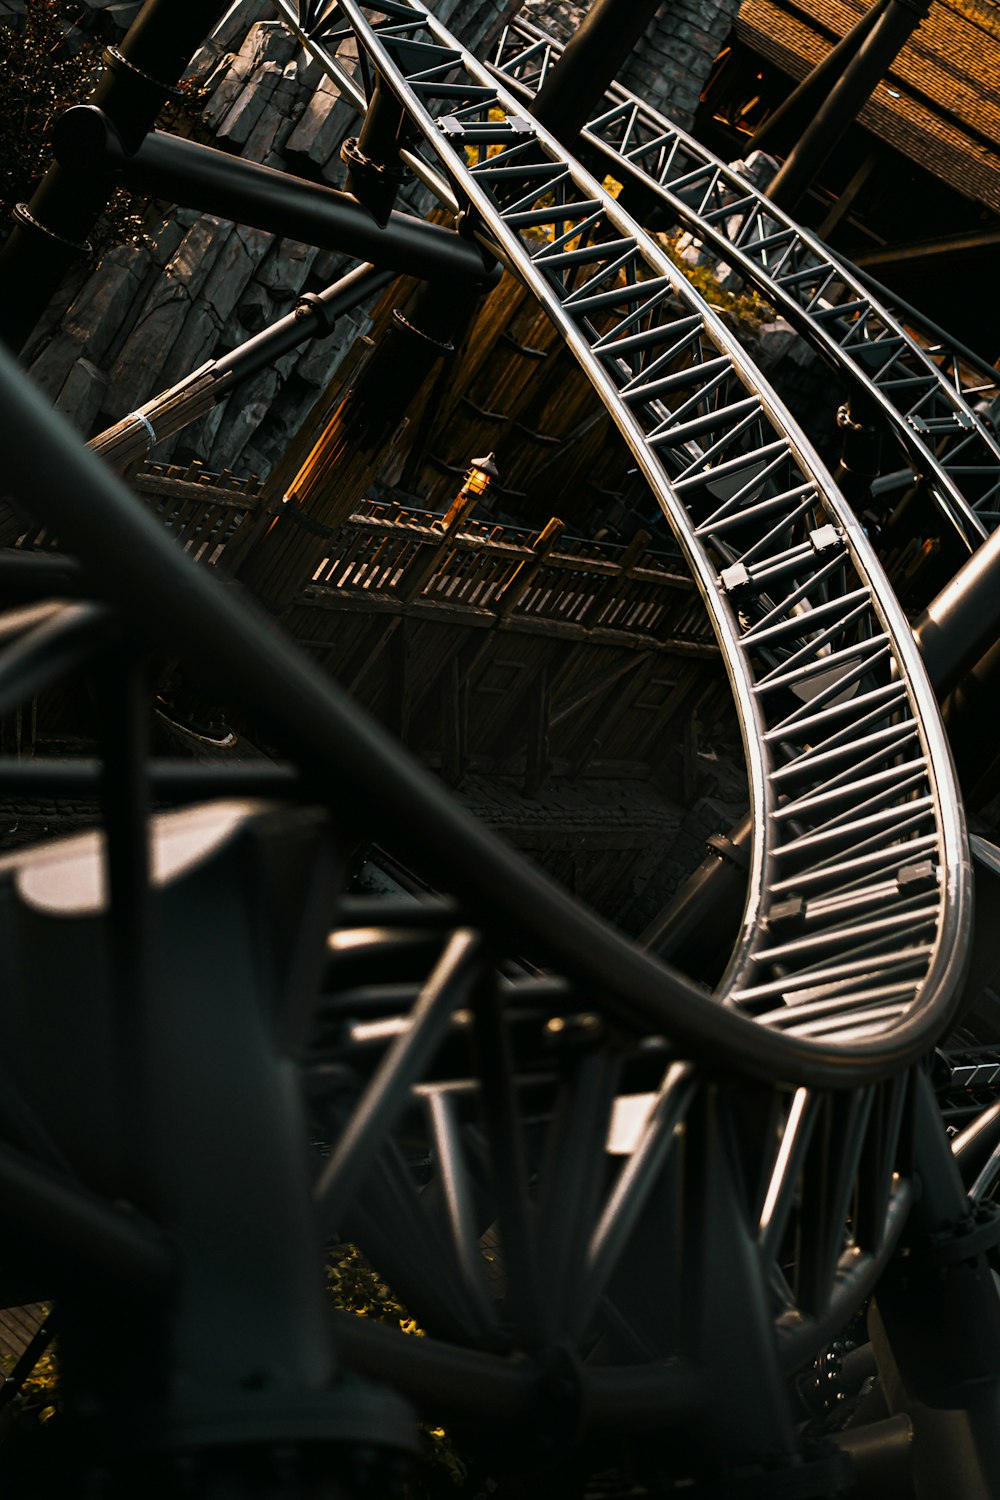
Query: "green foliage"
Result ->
[[0, 1337, 59, 1447], [0, 2, 145, 255], [657, 231, 767, 335], [328, 1243, 470, 1494]]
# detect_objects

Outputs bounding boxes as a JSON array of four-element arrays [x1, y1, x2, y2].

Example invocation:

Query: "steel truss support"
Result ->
[[647, 515, 1000, 979], [0, 0, 232, 354], [492, 18, 1000, 552], [530, 0, 662, 144]]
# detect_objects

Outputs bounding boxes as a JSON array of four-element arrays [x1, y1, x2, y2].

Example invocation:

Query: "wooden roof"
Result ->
[[734, 0, 1000, 213]]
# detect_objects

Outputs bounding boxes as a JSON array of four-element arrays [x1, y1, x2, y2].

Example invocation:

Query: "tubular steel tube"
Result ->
[[214, 262, 396, 382], [766, 0, 930, 214], [344, 76, 408, 223], [531, 0, 663, 142], [53, 109, 496, 286], [749, 0, 892, 158], [0, 0, 231, 353], [912, 525, 1000, 698], [0, 344, 973, 1088], [90, 262, 395, 471]]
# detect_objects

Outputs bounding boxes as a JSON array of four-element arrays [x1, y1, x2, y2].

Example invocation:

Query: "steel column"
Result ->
[[343, 76, 409, 224], [912, 526, 1000, 699], [748, 0, 892, 158], [531, 0, 663, 143], [766, 0, 931, 214], [0, 0, 230, 353]]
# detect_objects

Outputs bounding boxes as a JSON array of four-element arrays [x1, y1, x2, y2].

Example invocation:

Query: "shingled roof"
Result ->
[[734, 0, 1000, 213]]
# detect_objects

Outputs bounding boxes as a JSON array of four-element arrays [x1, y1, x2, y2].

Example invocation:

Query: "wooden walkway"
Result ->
[[0, 1304, 47, 1367]]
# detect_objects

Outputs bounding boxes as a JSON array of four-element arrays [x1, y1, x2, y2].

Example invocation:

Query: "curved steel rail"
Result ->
[[0, 9, 981, 1468], [492, 16, 1000, 553], [332, 0, 969, 1050]]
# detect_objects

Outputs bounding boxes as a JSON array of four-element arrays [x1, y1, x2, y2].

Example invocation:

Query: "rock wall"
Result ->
[[20, 0, 518, 479], [523, 0, 737, 131]]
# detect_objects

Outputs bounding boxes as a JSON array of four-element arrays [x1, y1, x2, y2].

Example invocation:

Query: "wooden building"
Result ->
[[696, 0, 1000, 355]]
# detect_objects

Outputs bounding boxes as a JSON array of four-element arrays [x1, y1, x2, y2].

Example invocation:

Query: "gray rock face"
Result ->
[[23, 0, 532, 479], [53, 357, 108, 436]]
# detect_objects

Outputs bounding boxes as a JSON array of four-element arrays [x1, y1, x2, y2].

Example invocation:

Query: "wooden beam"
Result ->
[[523, 666, 551, 798]]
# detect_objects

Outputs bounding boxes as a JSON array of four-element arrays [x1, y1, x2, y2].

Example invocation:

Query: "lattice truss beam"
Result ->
[[283, 0, 967, 1045], [493, 17, 1000, 550]]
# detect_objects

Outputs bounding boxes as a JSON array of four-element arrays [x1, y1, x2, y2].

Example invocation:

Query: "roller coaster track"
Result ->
[[247, 5, 977, 1400], [319, 0, 969, 1042], [491, 16, 1000, 553], [0, 4, 988, 1470]]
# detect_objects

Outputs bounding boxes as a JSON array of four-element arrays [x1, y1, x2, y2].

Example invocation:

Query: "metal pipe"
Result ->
[[912, 525, 1000, 698], [0, 0, 231, 352], [639, 814, 751, 984], [343, 76, 408, 224], [749, 0, 892, 158], [766, 0, 931, 214], [90, 261, 395, 472], [531, 0, 663, 142], [53, 109, 496, 285], [0, 340, 960, 1088]]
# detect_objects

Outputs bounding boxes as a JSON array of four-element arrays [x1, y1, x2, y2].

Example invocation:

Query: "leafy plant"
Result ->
[[657, 230, 766, 333], [328, 1242, 470, 1494], [0, 2, 145, 256]]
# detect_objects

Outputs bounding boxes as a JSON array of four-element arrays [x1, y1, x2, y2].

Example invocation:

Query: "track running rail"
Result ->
[[492, 17, 1000, 552], [332, 0, 967, 1050]]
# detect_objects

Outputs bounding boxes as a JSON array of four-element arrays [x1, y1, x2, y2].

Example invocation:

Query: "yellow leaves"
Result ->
[[656, 231, 766, 333], [327, 1245, 471, 1491]]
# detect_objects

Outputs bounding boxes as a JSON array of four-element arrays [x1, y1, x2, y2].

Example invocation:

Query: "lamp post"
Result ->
[[439, 452, 500, 532]]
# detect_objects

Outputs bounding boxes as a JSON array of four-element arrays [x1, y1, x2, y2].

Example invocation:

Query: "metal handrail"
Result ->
[[329, 0, 970, 1059], [493, 16, 1000, 552]]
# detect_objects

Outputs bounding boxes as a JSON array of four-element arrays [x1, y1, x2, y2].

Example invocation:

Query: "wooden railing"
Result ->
[[6, 461, 712, 654], [308, 499, 713, 651], [8, 460, 264, 562]]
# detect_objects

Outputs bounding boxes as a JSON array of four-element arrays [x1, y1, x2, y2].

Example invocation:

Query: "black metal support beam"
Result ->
[[92, 261, 395, 472], [912, 526, 1000, 699], [766, 0, 931, 214], [0, 0, 230, 353], [53, 109, 496, 286], [531, 0, 663, 143], [854, 226, 1000, 274], [749, 0, 892, 158], [343, 76, 408, 224], [639, 814, 752, 984]]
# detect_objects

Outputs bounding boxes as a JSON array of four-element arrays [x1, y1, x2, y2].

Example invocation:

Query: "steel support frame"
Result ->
[[0, 0, 232, 353], [766, 0, 932, 213], [54, 108, 495, 286]]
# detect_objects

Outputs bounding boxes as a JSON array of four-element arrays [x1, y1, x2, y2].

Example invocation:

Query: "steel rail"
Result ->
[[492, 16, 1000, 552], [334, 0, 968, 1053]]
